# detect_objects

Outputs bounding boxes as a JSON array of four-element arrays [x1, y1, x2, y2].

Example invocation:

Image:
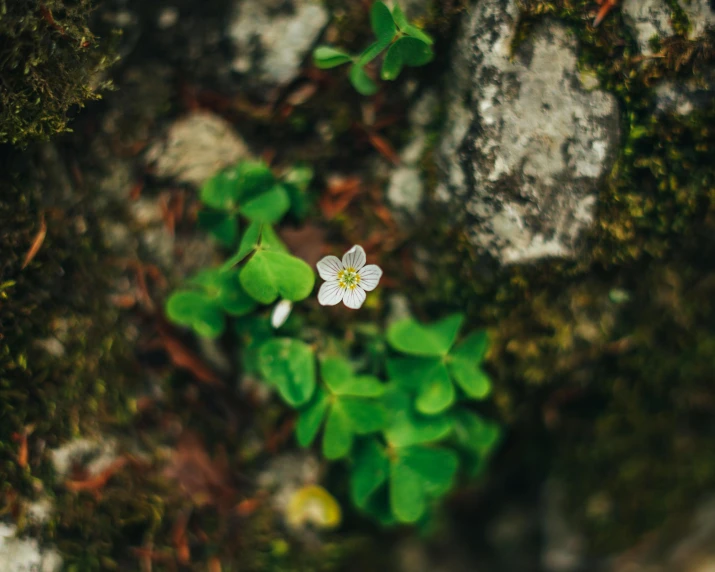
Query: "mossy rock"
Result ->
[[0, 0, 117, 145]]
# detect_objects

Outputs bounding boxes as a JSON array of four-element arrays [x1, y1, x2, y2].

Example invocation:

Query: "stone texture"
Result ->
[[620, 0, 715, 115], [682, 0, 715, 39], [623, 0, 715, 56], [145, 110, 251, 187], [386, 91, 438, 219], [227, 0, 329, 87], [622, 0, 673, 55], [0, 523, 62, 572], [437, 0, 620, 265]]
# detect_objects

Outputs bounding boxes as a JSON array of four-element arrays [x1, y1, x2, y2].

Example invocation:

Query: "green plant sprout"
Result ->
[[165, 161, 500, 527], [313, 1, 434, 95], [165, 160, 315, 338]]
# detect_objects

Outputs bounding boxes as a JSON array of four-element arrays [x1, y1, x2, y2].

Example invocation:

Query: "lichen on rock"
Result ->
[[437, 0, 620, 265], [227, 0, 329, 88]]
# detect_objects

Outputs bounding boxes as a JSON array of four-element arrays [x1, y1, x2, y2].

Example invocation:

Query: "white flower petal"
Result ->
[[271, 300, 293, 328], [316, 255, 343, 281], [358, 264, 382, 292], [318, 281, 345, 306], [342, 286, 366, 309], [342, 245, 366, 271]]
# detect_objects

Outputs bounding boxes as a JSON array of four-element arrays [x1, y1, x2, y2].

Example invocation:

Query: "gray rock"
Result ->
[[622, 0, 673, 55], [437, 0, 620, 265], [623, 0, 715, 56], [0, 523, 62, 572], [145, 110, 251, 187], [227, 0, 329, 88], [386, 90, 439, 220], [682, 0, 715, 39]]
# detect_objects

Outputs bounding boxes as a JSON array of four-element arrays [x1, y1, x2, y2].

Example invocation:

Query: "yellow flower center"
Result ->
[[338, 267, 360, 290]]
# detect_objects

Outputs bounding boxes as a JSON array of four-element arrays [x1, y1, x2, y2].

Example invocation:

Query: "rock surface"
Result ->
[[227, 0, 328, 87], [437, 0, 620, 265], [145, 110, 251, 187], [386, 90, 438, 219], [0, 523, 62, 572], [621, 0, 673, 55], [623, 0, 715, 56]]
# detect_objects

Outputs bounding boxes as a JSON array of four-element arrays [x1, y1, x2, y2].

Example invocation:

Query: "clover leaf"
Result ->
[[349, 390, 458, 524], [166, 290, 225, 338], [313, 46, 353, 69], [386, 316, 492, 414], [387, 313, 464, 356], [165, 268, 256, 338], [199, 161, 290, 224], [381, 36, 433, 81], [258, 338, 316, 406], [452, 409, 502, 477], [349, 64, 379, 96], [296, 357, 386, 460], [197, 209, 238, 248], [232, 223, 314, 304]]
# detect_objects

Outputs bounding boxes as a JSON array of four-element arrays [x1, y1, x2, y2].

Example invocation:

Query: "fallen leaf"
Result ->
[[157, 322, 222, 386], [21, 214, 47, 270], [163, 432, 234, 508], [65, 457, 128, 493]]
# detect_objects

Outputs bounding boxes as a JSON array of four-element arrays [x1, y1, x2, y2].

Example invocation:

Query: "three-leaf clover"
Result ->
[[229, 222, 315, 304], [313, 1, 434, 96], [350, 388, 457, 524], [166, 268, 257, 338], [198, 161, 292, 246], [296, 357, 386, 459], [386, 314, 492, 414]]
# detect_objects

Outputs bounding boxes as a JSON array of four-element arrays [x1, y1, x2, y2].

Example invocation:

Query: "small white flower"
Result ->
[[271, 300, 293, 328], [316, 245, 382, 310]]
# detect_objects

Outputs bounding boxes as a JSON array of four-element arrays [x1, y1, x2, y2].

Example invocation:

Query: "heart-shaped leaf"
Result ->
[[296, 388, 330, 447], [321, 357, 384, 396], [381, 37, 433, 81], [387, 314, 464, 357], [370, 1, 396, 43], [188, 269, 257, 316], [350, 439, 389, 509], [313, 45, 353, 69], [387, 356, 454, 414], [383, 389, 453, 447], [323, 403, 354, 459], [197, 209, 238, 247], [258, 338, 316, 406], [447, 330, 492, 399], [239, 183, 290, 223], [200, 170, 241, 211], [349, 64, 379, 96], [240, 250, 315, 304], [234, 161, 276, 202], [390, 445, 458, 523], [165, 291, 224, 338]]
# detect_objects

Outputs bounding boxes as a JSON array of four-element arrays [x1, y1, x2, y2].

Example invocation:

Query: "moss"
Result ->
[[0, 0, 117, 145]]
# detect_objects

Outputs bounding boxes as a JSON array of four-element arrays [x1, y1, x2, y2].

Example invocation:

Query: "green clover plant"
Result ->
[[313, 1, 434, 95], [165, 161, 315, 338], [255, 312, 500, 526], [164, 160, 500, 528]]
